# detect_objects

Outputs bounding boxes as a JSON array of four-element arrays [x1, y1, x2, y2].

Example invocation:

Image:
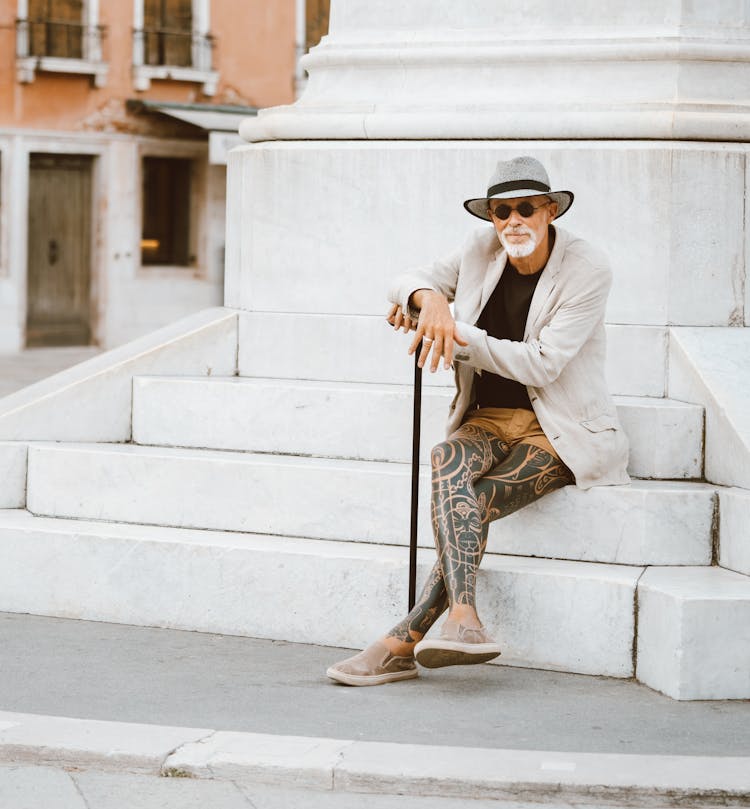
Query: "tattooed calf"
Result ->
[[385, 431, 573, 647]]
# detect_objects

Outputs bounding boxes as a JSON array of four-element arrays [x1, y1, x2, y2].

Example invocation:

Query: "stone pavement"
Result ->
[[0, 765, 651, 809], [0, 347, 102, 398], [1, 612, 749, 808]]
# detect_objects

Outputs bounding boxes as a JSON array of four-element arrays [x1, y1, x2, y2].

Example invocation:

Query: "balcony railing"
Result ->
[[16, 18, 107, 63], [133, 28, 214, 72]]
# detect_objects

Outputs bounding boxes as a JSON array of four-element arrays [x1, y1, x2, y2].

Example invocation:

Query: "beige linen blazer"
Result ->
[[388, 225, 630, 489]]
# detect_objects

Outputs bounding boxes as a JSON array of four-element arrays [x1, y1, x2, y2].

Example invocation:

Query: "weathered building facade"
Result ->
[[0, 0, 296, 350]]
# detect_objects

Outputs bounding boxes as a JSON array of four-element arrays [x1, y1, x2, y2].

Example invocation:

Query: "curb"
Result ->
[[1, 710, 749, 805]]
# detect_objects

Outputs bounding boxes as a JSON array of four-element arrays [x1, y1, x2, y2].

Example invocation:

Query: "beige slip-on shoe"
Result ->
[[414, 620, 502, 668], [326, 640, 418, 686]]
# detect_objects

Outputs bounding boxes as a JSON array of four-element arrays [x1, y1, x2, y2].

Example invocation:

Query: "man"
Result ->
[[327, 156, 630, 687]]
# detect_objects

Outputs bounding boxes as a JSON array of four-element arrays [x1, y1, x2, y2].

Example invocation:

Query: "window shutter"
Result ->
[[28, 0, 83, 58], [144, 0, 193, 66]]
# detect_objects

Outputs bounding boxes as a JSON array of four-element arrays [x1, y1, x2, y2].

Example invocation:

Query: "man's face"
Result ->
[[488, 195, 558, 259]]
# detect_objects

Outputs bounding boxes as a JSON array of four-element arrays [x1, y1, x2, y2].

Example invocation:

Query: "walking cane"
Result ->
[[408, 341, 422, 610]]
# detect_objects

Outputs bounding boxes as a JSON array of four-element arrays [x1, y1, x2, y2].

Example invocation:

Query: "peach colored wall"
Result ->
[[0, 0, 295, 131]]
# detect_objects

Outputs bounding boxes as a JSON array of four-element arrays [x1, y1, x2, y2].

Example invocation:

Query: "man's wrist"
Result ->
[[408, 288, 438, 310]]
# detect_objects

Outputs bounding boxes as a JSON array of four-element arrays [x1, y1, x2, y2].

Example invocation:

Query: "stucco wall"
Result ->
[[0, 0, 296, 132]]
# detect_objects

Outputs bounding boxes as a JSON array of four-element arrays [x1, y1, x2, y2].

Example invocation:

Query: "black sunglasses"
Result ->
[[489, 200, 550, 220]]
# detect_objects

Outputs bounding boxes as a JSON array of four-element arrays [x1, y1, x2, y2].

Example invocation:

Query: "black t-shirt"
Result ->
[[474, 260, 544, 410]]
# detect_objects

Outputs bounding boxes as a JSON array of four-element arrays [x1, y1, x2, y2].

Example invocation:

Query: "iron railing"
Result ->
[[133, 28, 214, 70], [16, 18, 107, 62]]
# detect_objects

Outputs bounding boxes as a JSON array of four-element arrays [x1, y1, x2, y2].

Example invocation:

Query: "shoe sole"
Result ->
[[415, 640, 502, 669], [325, 666, 419, 687]]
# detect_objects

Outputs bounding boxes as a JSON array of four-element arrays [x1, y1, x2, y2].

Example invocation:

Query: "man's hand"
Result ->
[[387, 290, 468, 372], [386, 303, 415, 334]]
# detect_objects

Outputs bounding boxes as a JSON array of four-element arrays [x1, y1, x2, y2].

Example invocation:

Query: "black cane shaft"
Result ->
[[408, 344, 423, 611]]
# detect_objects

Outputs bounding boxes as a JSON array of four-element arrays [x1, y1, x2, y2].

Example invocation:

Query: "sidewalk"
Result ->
[[0, 764, 629, 809], [0, 347, 102, 398], [1, 612, 749, 807]]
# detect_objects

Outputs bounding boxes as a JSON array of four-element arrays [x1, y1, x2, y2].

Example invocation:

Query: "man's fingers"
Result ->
[[430, 335, 444, 373], [408, 325, 425, 355], [417, 338, 432, 369], [402, 314, 412, 333]]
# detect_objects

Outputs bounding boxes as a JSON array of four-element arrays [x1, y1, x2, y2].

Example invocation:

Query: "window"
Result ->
[[141, 157, 191, 266], [132, 0, 217, 93], [143, 0, 192, 67], [16, 0, 108, 85], [27, 0, 83, 58]]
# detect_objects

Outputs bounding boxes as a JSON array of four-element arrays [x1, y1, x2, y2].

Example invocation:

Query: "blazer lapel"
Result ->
[[523, 226, 565, 340], [474, 249, 506, 324]]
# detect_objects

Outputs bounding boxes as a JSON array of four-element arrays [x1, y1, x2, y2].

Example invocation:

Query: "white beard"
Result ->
[[500, 226, 538, 258]]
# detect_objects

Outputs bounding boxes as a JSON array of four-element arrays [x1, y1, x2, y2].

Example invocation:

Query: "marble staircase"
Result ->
[[1, 348, 748, 701]]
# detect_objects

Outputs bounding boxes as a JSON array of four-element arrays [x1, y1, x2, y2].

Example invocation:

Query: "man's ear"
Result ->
[[548, 202, 559, 221]]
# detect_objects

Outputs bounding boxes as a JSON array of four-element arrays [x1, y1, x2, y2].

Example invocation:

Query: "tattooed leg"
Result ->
[[380, 424, 509, 655], [431, 423, 512, 615], [475, 442, 575, 526], [381, 441, 573, 656]]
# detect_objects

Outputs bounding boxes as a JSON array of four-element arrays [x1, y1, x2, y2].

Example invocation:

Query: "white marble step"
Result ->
[[0, 442, 27, 508], [237, 312, 668, 397], [25, 442, 715, 566], [636, 566, 750, 700], [131, 376, 703, 479], [719, 487, 750, 577], [0, 509, 640, 678]]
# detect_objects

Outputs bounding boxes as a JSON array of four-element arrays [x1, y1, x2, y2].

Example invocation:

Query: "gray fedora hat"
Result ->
[[463, 156, 574, 222]]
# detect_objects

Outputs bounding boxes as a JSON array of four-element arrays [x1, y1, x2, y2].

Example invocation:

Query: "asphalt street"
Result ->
[[2, 612, 749, 757]]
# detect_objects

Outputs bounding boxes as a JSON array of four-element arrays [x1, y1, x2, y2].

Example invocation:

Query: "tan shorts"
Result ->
[[457, 407, 560, 461]]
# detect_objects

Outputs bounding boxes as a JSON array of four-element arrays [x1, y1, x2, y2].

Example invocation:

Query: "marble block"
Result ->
[[240, 2, 750, 142], [481, 555, 641, 677], [133, 376, 453, 464], [636, 567, 750, 700], [26, 443, 713, 565], [26, 443, 418, 544], [668, 327, 750, 489], [0, 511, 639, 677], [615, 396, 703, 479], [603, 326, 667, 398], [0, 442, 27, 508], [132, 376, 701, 477], [238, 312, 666, 397], [487, 481, 714, 567], [226, 142, 745, 328], [719, 488, 750, 577], [0, 308, 238, 443]]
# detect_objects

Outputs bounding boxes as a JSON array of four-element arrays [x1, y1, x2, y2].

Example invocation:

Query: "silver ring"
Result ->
[[423, 337, 434, 344]]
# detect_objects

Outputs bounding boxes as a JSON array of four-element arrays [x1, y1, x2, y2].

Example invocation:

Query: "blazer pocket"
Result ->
[[580, 414, 619, 433]]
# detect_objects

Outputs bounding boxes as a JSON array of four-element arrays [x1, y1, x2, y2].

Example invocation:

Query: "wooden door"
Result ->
[[27, 154, 93, 347]]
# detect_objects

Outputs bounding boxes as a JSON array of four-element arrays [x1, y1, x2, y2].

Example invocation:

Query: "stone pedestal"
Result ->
[[221, 0, 750, 698], [241, 0, 750, 143]]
